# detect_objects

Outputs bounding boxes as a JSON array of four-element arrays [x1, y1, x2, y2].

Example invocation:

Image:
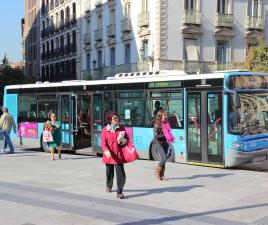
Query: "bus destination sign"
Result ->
[[148, 81, 181, 89]]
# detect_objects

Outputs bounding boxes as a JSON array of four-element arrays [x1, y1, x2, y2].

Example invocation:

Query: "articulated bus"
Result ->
[[4, 70, 268, 167]]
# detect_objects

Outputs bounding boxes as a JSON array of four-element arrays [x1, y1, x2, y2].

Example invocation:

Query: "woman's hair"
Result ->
[[106, 111, 119, 124], [155, 110, 166, 128]]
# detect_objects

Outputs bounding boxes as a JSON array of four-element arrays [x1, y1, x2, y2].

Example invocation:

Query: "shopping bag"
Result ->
[[122, 143, 138, 163], [43, 129, 54, 142]]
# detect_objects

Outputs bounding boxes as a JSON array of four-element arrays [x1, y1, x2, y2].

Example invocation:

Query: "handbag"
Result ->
[[122, 142, 138, 163], [43, 128, 54, 142]]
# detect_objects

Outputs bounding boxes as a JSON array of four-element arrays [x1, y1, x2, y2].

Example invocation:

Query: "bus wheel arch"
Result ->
[[150, 142, 175, 162], [40, 134, 50, 153]]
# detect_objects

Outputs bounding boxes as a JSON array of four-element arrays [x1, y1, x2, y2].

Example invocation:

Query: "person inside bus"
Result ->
[[228, 104, 240, 131], [152, 110, 175, 181], [44, 113, 62, 160], [101, 111, 129, 199], [153, 101, 163, 118]]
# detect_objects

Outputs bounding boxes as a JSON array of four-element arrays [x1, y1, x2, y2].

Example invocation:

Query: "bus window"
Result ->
[[37, 95, 57, 122], [147, 91, 184, 128], [114, 99, 145, 126], [18, 95, 37, 122]]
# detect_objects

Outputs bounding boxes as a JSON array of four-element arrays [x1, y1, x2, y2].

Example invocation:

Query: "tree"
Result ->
[[245, 46, 268, 72], [0, 55, 35, 105]]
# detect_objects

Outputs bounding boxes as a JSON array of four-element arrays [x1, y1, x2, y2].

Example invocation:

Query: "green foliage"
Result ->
[[0, 56, 35, 105], [245, 46, 268, 72]]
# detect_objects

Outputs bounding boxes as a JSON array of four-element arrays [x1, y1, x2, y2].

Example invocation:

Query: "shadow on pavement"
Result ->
[[124, 185, 203, 199], [168, 173, 233, 180]]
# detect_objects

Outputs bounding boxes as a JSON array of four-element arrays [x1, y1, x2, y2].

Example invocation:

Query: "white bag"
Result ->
[[43, 129, 54, 142]]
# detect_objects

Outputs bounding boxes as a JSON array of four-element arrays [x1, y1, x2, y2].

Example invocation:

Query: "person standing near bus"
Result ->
[[0, 107, 16, 154], [152, 110, 175, 181], [101, 111, 129, 199], [44, 113, 62, 160]]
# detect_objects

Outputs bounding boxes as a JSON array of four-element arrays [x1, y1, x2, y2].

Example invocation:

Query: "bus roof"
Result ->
[[6, 70, 227, 90]]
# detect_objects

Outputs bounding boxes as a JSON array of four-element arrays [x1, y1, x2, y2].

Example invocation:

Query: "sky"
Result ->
[[0, 1, 24, 63]]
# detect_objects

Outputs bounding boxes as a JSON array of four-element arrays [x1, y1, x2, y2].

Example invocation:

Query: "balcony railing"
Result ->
[[65, 18, 70, 27], [83, 33, 91, 45], [216, 61, 244, 71], [245, 16, 264, 29], [94, 29, 102, 41], [137, 11, 149, 27], [215, 13, 234, 27], [121, 18, 132, 32], [137, 61, 150, 72], [106, 24, 116, 37], [59, 21, 64, 30], [182, 60, 202, 74], [183, 10, 202, 25]]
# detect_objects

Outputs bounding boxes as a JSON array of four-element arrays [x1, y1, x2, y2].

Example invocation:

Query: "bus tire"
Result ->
[[151, 143, 175, 162], [40, 135, 50, 153]]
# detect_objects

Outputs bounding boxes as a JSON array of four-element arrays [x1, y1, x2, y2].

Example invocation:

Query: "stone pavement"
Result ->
[[0, 148, 268, 225]]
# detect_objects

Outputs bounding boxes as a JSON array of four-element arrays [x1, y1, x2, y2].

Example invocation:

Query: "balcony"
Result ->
[[121, 18, 132, 32], [137, 11, 149, 27], [106, 24, 116, 37], [137, 61, 150, 72], [94, 29, 102, 41], [83, 33, 91, 45], [70, 44, 77, 52], [215, 13, 234, 27], [182, 60, 202, 74], [216, 61, 244, 71], [95, 0, 102, 7], [64, 45, 70, 54], [183, 10, 202, 25], [48, 26, 54, 35], [245, 16, 264, 30]]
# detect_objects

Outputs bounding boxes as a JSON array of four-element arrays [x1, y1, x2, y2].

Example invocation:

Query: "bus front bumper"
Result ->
[[226, 148, 268, 167]]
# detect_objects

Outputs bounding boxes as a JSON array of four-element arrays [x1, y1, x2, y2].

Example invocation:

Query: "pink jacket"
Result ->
[[101, 124, 128, 164]]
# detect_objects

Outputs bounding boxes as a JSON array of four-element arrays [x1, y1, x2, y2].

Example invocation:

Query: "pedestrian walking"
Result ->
[[101, 111, 129, 199], [44, 113, 62, 160], [0, 107, 16, 154], [152, 110, 175, 181]]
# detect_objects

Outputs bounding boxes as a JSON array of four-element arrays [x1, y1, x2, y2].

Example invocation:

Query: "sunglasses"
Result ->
[[112, 117, 118, 120]]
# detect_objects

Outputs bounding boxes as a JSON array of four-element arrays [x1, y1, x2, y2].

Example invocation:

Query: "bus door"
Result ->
[[73, 93, 92, 151], [92, 93, 104, 153], [60, 94, 72, 150], [186, 91, 223, 165]]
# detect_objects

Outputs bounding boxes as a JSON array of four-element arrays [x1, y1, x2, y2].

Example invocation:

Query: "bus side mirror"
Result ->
[[233, 93, 241, 108]]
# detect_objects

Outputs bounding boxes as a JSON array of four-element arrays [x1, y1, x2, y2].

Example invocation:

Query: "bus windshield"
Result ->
[[228, 93, 268, 135]]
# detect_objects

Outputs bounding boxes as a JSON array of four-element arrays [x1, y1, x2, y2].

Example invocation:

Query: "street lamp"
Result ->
[[92, 59, 96, 69]]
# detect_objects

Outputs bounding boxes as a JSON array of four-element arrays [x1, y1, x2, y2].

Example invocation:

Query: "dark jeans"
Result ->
[[3, 131, 14, 153], [106, 164, 126, 194]]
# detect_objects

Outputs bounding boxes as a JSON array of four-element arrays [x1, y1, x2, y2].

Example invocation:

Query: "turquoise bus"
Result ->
[[4, 70, 268, 167]]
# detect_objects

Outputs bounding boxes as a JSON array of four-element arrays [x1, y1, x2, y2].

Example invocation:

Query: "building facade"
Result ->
[[23, 0, 41, 78], [40, 0, 81, 81], [80, 0, 268, 80]]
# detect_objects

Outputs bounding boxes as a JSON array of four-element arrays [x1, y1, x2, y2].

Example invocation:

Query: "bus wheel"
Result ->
[[40, 135, 50, 153], [151, 144, 175, 162]]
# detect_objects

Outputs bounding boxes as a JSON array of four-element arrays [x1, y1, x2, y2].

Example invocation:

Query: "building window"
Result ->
[[141, 0, 148, 12], [110, 9, 115, 24], [86, 53, 91, 70], [217, 0, 228, 13], [142, 40, 148, 60], [185, 0, 196, 10], [248, 0, 262, 17], [125, 44, 131, 64], [97, 51, 102, 69], [216, 41, 228, 63], [110, 47, 115, 65], [123, 2, 131, 18], [184, 39, 199, 61], [97, 15, 102, 29]]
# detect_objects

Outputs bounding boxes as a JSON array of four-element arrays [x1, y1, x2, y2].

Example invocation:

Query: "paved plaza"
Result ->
[[0, 147, 268, 225]]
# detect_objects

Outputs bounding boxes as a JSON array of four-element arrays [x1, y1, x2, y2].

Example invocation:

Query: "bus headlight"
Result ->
[[231, 142, 244, 148]]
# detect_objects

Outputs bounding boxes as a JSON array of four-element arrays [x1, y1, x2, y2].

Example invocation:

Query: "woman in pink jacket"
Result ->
[[101, 111, 128, 199]]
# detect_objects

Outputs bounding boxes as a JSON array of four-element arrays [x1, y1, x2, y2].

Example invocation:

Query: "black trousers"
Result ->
[[106, 163, 126, 194]]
